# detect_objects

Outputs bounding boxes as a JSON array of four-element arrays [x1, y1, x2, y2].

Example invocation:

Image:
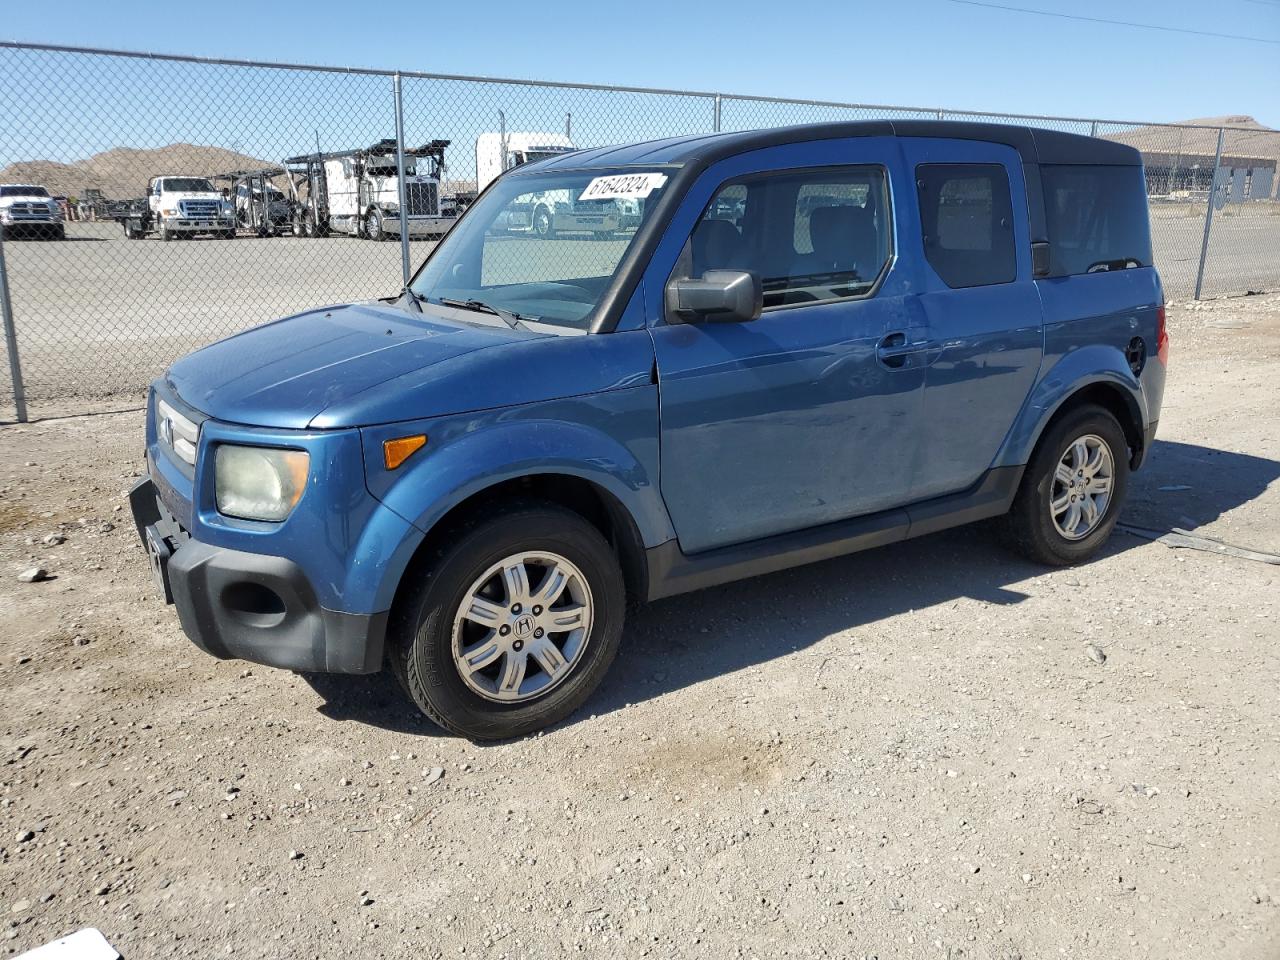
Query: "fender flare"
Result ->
[[369, 418, 676, 551], [995, 344, 1148, 469]]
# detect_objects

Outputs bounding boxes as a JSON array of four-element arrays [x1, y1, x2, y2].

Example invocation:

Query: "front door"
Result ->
[[647, 141, 926, 554]]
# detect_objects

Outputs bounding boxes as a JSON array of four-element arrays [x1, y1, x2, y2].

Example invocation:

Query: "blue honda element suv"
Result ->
[[131, 121, 1167, 739]]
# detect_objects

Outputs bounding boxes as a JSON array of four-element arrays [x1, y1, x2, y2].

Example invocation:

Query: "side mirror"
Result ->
[[666, 270, 763, 323]]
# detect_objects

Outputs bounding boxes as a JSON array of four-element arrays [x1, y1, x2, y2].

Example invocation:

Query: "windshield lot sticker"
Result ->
[[579, 172, 668, 201]]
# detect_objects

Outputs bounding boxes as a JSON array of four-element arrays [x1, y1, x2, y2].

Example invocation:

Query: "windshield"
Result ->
[[519, 149, 575, 166], [410, 168, 671, 332], [368, 164, 415, 178], [1, 186, 50, 197], [162, 178, 215, 193]]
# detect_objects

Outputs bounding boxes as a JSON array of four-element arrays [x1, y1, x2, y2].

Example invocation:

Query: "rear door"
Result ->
[[645, 139, 927, 554], [897, 140, 1045, 501]]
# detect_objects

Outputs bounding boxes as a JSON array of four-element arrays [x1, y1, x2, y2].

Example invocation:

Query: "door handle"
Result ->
[[876, 332, 933, 368]]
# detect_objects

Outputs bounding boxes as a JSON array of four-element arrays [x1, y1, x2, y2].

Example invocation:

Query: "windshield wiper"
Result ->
[[398, 286, 424, 312], [437, 297, 530, 331]]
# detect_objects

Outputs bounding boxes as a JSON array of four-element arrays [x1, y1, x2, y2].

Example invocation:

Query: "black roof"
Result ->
[[526, 120, 1142, 172]]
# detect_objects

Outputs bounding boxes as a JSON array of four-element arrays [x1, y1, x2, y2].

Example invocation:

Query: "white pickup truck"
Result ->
[[118, 176, 236, 240], [0, 183, 64, 240]]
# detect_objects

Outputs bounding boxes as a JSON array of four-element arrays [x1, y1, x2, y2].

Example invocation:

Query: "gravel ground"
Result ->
[[1, 295, 1278, 959]]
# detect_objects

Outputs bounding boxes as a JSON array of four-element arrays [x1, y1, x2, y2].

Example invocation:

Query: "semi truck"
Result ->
[[283, 139, 452, 240], [474, 130, 625, 238]]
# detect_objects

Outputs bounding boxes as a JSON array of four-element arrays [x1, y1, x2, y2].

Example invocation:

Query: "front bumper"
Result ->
[[129, 477, 386, 674], [167, 219, 233, 232]]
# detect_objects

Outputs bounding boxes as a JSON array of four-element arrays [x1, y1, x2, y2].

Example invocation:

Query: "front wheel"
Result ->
[[1002, 404, 1130, 566], [392, 503, 625, 740], [366, 208, 383, 241]]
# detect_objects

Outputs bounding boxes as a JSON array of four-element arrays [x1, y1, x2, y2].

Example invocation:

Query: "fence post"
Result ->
[[1089, 121, 1098, 138], [0, 231, 28, 423], [713, 94, 722, 133], [1193, 127, 1225, 301], [392, 71, 411, 288]]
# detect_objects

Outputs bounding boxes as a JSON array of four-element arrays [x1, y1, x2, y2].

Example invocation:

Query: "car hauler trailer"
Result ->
[[212, 168, 292, 237], [283, 139, 452, 240]]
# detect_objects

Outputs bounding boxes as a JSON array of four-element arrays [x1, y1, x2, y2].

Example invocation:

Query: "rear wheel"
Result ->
[[532, 206, 553, 239], [391, 502, 625, 740], [1002, 404, 1129, 565]]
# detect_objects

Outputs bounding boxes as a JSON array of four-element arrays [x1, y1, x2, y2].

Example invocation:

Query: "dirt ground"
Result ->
[[1, 294, 1278, 960]]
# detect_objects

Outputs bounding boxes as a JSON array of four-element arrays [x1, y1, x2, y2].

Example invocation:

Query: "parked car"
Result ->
[[0, 183, 64, 239], [130, 121, 1167, 739]]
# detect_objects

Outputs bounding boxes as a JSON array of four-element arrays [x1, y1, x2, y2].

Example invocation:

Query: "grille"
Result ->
[[9, 202, 54, 219], [156, 396, 199, 467], [405, 181, 438, 216], [178, 199, 221, 219]]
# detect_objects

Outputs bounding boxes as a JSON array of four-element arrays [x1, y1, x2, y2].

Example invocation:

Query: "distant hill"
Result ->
[[0, 143, 275, 199]]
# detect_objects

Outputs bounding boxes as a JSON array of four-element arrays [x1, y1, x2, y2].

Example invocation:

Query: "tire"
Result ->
[[159, 221, 173, 241], [1002, 404, 1130, 566], [222, 229, 237, 240], [391, 502, 626, 740], [53, 225, 65, 241], [532, 206, 553, 239], [366, 208, 383, 241]]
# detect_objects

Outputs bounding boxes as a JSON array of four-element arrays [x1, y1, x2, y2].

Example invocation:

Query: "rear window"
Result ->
[[1041, 165, 1152, 277], [916, 164, 1017, 288]]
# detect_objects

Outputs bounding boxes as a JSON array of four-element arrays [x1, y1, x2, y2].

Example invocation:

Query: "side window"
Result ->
[[916, 163, 1016, 288], [679, 166, 891, 310], [1041, 164, 1152, 276]]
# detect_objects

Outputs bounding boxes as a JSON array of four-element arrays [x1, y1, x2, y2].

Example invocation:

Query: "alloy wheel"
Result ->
[[1050, 434, 1115, 540], [451, 551, 594, 703]]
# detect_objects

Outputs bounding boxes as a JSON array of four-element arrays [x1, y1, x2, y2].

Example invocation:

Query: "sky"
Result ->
[[1, 0, 1278, 176], [4, 0, 1276, 125]]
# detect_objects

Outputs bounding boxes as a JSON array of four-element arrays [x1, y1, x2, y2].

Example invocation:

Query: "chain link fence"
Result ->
[[2, 41, 1278, 420]]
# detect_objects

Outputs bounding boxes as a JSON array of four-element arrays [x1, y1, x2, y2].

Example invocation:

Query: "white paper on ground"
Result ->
[[15, 928, 120, 960]]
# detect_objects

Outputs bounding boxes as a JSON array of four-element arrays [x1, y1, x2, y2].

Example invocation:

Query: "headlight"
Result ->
[[162, 208, 178, 216], [215, 445, 309, 521]]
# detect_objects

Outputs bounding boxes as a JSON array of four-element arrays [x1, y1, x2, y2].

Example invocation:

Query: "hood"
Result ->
[[0, 193, 55, 205], [166, 301, 530, 429]]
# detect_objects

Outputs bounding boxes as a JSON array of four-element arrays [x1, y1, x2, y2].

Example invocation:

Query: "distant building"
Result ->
[[1105, 115, 1278, 202]]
